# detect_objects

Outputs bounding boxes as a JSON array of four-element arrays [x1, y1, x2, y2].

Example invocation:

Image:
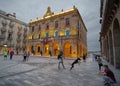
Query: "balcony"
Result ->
[[1, 27, 7, 32], [24, 28, 27, 32], [23, 39, 27, 43], [9, 21, 14, 28], [0, 35, 6, 40], [7, 37, 13, 41], [17, 32, 21, 36], [2, 20, 7, 26], [8, 30, 13, 34], [23, 33, 27, 37], [16, 44, 21, 48], [17, 38, 21, 42]]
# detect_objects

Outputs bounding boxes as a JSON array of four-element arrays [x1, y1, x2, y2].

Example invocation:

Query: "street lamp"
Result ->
[[4, 44, 7, 47]]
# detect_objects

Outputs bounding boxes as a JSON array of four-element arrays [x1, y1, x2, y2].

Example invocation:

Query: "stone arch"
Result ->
[[113, 18, 120, 68], [36, 43, 42, 55], [44, 44, 50, 56], [53, 43, 59, 56], [109, 30, 114, 65]]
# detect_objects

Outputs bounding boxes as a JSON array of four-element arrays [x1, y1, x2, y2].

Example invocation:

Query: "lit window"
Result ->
[[55, 31, 58, 37], [66, 30, 70, 36], [46, 32, 49, 37]]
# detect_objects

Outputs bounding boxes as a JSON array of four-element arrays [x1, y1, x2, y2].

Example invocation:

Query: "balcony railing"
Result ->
[[17, 32, 21, 36], [0, 35, 6, 39], [1, 27, 7, 32], [8, 30, 13, 34], [7, 37, 13, 40], [17, 38, 21, 42]]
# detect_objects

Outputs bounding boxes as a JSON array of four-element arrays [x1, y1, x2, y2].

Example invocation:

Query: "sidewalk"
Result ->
[[0, 55, 119, 86]]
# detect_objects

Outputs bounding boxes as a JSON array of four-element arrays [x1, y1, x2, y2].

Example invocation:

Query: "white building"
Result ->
[[0, 10, 29, 54]]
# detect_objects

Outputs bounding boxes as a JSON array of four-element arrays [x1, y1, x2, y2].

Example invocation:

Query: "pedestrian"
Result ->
[[23, 51, 27, 61], [70, 57, 81, 70], [58, 50, 65, 69], [97, 56, 103, 71], [99, 65, 116, 86], [83, 54, 86, 62], [3, 50, 7, 60], [9, 49, 14, 60], [26, 51, 30, 61]]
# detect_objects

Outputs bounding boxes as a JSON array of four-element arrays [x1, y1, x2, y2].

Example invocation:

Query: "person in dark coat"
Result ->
[[99, 65, 116, 85], [70, 58, 81, 70], [58, 51, 65, 69]]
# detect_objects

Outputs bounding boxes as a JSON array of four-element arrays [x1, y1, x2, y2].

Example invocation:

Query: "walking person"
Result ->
[[97, 56, 103, 71], [23, 51, 27, 61], [9, 49, 14, 60], [99, 65, 117, 86], [3, 50, 8, 60], [58, 51, 65, 69], [83, 54, 86, 62], [70, 57, 81, 70], [26, 51, 30, 61]]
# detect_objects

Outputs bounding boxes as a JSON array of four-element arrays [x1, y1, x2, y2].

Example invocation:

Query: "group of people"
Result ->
[[3, 49, 14, 60], [3, 50, 30, 61], [58, 52, 117, 86], [95, 54, 117, 86]]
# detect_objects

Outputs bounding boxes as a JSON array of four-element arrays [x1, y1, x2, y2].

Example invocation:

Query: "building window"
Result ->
[[32, 26, 34, 32], [46, 32, 49, 37], [32, 35, 34, 39], [46, 23, 49, 29], [55, 21, 58, 28], [55, 31, 58, 37], [38, 24, 41, 31], [38, 47, 40, 52], [38, 34, 40, 39], [66, 18, 70, 26], [66, 30, 70, 36]]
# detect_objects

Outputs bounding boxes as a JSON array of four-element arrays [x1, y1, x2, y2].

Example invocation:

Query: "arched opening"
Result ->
[[44, 44, 50, 56], [109, 31, 114, 65], [64, 42, 71, 58], [113, 18, 120, 68], [53, 43, 59, 56], [36, 44, 41, 55]]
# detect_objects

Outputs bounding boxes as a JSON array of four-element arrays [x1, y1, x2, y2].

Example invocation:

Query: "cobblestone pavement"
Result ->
[[0, 55, 120, 86]]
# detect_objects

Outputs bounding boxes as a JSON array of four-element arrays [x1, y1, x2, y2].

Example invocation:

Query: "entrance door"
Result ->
[[64, 43, 71, 58]]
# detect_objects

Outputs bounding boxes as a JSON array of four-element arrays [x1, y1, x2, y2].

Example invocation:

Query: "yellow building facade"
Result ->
[[28, 6, 87, 58]]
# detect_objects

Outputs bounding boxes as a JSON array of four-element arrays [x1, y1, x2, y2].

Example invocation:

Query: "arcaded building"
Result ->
[[0, 10, 29, 54], [28, 6, 87, 58], [100, 0, 120, 68]]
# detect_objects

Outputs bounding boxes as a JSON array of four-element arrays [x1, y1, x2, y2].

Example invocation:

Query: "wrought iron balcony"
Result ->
[[7, 36, 13, 40], [0, 35, 6, 39], [24, 28, 27, 32], [23, 39, 27, 43], [1, 27, 7, 32], [2, 20, 7, 26], [17, 32, 21, 36], [17, 38, 21, 42], [8, 30, 13, 34], [9, 21, 15, 28], [23, 33, 27, 37]]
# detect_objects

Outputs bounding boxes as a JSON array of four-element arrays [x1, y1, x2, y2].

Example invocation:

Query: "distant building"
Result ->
[[100, 0, 120, 68], [28, 6, 87, 58], [0, 10, 29, 54]]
